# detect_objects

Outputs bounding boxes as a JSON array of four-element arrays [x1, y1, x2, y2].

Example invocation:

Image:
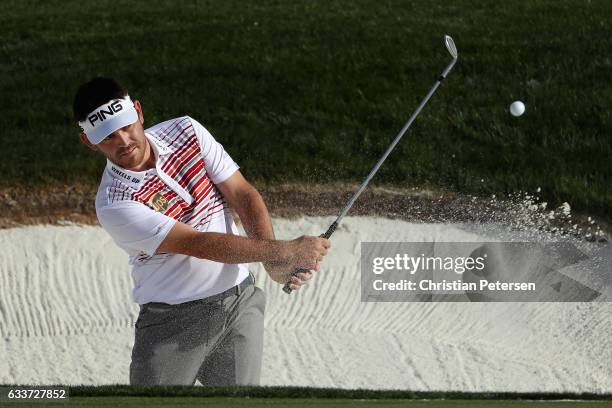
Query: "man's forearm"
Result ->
[[233, 186, 275, 241], [188, 231, 282, 264]]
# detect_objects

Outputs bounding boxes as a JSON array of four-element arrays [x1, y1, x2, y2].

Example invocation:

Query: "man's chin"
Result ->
[[116, 151, 142, 170]]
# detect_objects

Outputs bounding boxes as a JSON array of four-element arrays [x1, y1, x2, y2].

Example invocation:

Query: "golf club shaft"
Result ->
[[282, 45, 457, 295], [336, 67, 455, 226]]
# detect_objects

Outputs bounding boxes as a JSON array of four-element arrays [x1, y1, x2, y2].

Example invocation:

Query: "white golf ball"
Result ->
[[510, 101, 525, 117]]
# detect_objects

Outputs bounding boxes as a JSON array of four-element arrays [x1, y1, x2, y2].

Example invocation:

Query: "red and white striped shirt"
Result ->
[[96, 116, 249, 305]]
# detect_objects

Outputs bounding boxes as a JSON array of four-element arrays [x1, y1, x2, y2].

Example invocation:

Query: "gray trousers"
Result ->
[[129, 281, 265, 386]]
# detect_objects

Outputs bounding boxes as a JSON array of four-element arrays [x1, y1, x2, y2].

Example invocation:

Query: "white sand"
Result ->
[[0, 216, 610, 391]]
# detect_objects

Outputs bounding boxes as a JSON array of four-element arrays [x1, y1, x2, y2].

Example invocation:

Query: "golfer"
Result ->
[[73, 77, 330, 386]]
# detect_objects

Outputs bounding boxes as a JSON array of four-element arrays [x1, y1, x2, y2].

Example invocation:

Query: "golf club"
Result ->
[[283, 35, 458, 294]]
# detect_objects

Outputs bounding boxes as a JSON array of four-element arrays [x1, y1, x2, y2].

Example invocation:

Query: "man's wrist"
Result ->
[[261, 239, 287, 264]]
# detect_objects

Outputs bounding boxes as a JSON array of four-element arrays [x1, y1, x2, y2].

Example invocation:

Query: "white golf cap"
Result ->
[[78, 96, 138, 144]]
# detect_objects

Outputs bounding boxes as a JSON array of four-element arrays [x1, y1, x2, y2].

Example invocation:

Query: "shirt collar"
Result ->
[[105, 160, 146, 189], [145, 132, 172, 157]]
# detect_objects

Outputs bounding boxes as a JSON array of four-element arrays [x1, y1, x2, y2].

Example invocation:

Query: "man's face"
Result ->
[[79, 100, 152, 171]]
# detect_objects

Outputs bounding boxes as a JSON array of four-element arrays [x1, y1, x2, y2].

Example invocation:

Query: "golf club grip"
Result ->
[[282, 222, 338, 294]]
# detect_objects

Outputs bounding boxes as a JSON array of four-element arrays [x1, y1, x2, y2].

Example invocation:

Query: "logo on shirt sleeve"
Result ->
[[149, 192, 169, 212]]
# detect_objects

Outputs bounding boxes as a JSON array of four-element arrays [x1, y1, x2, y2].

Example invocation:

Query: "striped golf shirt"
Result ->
[[96, 116, 249, 305]]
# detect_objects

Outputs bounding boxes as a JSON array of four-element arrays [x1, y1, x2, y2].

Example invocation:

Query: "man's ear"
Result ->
[[134, 100, 144, 125], [79, 132, 98, 151]]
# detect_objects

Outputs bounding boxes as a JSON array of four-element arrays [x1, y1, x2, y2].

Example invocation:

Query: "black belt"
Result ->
[[144, 273, 255, 309], [205, 272, 256, 303]]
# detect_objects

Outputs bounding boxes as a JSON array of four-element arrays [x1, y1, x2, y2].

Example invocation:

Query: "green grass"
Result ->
[[3, 397, 610, 408], [0, 0, 610, 216], [1, 386, 611, 408]]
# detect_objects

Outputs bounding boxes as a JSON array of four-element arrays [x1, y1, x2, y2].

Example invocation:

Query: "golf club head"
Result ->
[[445, 35, 458, 59]]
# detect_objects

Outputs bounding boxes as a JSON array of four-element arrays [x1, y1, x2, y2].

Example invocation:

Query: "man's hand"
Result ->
[[264, 235, 331, 291]]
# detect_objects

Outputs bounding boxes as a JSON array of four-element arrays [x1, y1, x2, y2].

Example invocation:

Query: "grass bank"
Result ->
[[0, 0, 610, 217]]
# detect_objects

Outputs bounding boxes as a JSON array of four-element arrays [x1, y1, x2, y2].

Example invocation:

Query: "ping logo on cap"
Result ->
[[78, 96, 139, 144], [87, 100, 124, 126]]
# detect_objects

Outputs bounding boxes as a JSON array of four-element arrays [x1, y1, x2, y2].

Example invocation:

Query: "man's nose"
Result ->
[[113, 130, 131, 146]]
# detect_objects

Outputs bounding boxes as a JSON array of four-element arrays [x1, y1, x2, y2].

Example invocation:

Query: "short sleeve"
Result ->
[[97, 201, 177, 256], [189, 117, 240, 184]]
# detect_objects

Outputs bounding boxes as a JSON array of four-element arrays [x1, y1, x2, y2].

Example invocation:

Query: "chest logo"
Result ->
[[149, 192, 169, 213]]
